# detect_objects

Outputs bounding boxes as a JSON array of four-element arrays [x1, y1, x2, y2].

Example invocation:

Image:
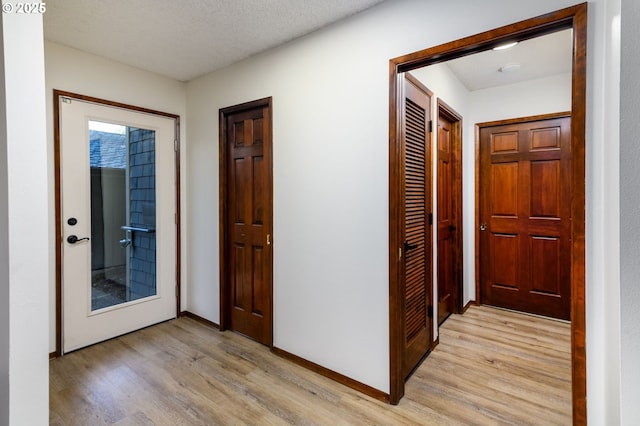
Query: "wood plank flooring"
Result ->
[[50, 305, 571, 425]]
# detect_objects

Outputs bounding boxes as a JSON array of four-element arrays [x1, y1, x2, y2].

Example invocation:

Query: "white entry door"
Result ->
[[60, 97, 176, 353]]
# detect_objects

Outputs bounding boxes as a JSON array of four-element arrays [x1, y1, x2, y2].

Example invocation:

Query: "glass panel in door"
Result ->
[[88, 121, 157, 311]]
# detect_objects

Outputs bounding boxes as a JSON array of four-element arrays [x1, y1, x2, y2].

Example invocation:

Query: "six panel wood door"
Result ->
[[401, 74, 432, 378], [225, 102, 273, 345], [437, 113, 455, 324], [479, 115, 571, 320]]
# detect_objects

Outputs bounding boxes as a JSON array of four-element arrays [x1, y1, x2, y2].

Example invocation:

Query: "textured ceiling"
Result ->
[[445, 29, 573, 91], [43, 0, 386, 81], [44, 1, 571, 88]]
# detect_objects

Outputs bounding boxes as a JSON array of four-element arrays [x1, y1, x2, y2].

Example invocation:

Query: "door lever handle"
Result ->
[[404, 241, 418, 251], [67, 235, 90, 244]]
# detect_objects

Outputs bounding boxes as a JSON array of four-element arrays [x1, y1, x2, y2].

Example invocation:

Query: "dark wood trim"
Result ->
[[462, 300, 474, 314], [218, 104, 228, 332], [181, 311, 220, 329], [388, 63, 403, 405], [53, 91, 63, 358], [476, 111, 571, 128], [474, 123, 481, 305], [393, 7, 581, 73], [437, 98, 463, 315], [431, 336, 440, 351], [53, 90, 181, 357], [271, 347, 390, 404], [49, 351, 57, 360], [569, 5, 588, 424], [388, 4, 587, 423], [218, 97, 274, 345], [175, 117, 182, 316]]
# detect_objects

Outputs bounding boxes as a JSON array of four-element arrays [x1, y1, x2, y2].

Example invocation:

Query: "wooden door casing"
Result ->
[[479, 113, 571, 320], [389, 5, 586, 418], [400, 73, 433, 378], [220, 98, 273, 346], [436, 100, 462, 325]]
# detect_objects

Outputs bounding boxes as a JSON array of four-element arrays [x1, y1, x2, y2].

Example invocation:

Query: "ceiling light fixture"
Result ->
[[493, 41, 519, 51], [499, 62, 521, 73]]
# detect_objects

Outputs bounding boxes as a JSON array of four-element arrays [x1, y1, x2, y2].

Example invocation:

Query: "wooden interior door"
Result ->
[[401, 74, 433, 378], [220, 98, 273, 345], [436, 101, 462, 325], [479, 114, 571, 320]]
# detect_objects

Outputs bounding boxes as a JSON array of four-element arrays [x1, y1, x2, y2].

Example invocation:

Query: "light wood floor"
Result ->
[[50, 305, 571, 425]]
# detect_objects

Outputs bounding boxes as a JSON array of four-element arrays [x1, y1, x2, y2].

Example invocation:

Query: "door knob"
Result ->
[[404, 241, 418, 251], [480, 223, 487, 231], [67, 235, 90, 244]]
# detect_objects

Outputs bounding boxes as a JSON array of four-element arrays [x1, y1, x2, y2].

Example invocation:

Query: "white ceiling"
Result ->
[[445, 29, 573, 91], [43, 0, 386, 82], [43, 1, 572, 88]]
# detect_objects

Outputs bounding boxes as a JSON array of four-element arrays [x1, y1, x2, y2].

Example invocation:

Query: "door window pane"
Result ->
[[89, 121, 157, 311]]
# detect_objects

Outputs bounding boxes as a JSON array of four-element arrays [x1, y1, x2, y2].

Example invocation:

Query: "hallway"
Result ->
[[49, 305, 571, 425]]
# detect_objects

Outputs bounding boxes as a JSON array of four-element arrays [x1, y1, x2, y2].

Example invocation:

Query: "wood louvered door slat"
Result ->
[[401, 74, 432, 378], [479, 115, 571, 320]]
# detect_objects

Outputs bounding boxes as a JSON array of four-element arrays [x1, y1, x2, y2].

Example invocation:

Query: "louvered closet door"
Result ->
[[401, 74, 432, 378]]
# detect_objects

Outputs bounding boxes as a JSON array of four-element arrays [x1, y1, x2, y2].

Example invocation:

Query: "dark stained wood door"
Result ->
[[479, 114, 571, 320], [436, 102, 461, 325], [401, 74, 433, 378], [221, 98, 273, 345]]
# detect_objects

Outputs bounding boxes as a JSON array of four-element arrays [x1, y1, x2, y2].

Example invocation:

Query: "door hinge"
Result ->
[[267, 234, 271, 245], [399, 247, 402, 260], [427, 305, 433, 318], [174, 139, 179, 152], [428, 120, 433, 133], [428, 213, 433, 225], [62, 97, 72, 104]]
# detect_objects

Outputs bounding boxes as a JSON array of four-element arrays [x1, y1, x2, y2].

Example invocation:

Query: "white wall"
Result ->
[[44, 42, 188, 353], [185, 0, 620, 402], [0, 13, 10, 424], [1, 10, 49, 425], [469, 73, 572, 123], [620, 0, 640, 423], [587, 0, 622, 422]]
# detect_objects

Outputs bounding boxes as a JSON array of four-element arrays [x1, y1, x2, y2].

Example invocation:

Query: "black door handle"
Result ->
[[404, 241, 418, 251], [449, 224, 456, 232], [67, 235, 90, 244]]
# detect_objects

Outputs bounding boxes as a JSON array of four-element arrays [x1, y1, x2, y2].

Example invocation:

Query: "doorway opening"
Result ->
[[388, 4, 587, 424]]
